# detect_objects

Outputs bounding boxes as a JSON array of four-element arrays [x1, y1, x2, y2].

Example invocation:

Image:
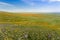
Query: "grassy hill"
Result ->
[[0, 11, 60, 40]]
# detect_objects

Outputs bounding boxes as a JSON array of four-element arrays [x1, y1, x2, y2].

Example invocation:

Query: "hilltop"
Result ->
[[0, 11, 60, 22], [0, 11, 60, 27]]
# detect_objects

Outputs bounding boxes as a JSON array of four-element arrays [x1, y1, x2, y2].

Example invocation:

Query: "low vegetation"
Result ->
[[0, 12, 60, 40]]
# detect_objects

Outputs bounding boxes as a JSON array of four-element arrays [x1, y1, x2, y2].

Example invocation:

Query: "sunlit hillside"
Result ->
[[0, 11, 60, 40]]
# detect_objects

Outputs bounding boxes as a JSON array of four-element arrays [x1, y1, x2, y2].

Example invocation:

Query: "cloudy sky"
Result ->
[[0, 0, 60, 12]]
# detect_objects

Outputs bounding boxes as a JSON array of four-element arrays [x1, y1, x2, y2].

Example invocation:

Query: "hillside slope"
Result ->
[[0, 12, 60, 40]]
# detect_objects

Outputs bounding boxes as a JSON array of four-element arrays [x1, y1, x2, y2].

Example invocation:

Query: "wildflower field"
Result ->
[[0, 12, 60, 40]]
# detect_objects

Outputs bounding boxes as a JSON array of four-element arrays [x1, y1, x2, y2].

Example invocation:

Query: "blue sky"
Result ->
[[0, 0, 60, 12]]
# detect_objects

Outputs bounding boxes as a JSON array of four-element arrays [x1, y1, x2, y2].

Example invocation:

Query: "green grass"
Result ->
[[0, 12, 60, 40]]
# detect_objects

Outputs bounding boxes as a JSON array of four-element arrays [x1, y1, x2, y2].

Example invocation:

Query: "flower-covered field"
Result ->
[[0, 12, 60, 40]]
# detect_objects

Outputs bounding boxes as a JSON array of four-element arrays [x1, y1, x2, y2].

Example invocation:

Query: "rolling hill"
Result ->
[[0, 11, 60, 40]]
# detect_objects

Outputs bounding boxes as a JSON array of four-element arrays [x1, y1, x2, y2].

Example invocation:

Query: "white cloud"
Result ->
[[0, 2, 13, 6], [0, 2, 19, 12], [0, 1, 60, 12], [22, 0, 60, 2], [49, 0, 60, 2], [0, 2, 25, 12], [22, 0, 60, 7], [22, 0, 40, 6]]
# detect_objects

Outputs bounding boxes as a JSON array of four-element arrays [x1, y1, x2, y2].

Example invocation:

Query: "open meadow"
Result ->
[[0, 12, 60, 40]]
